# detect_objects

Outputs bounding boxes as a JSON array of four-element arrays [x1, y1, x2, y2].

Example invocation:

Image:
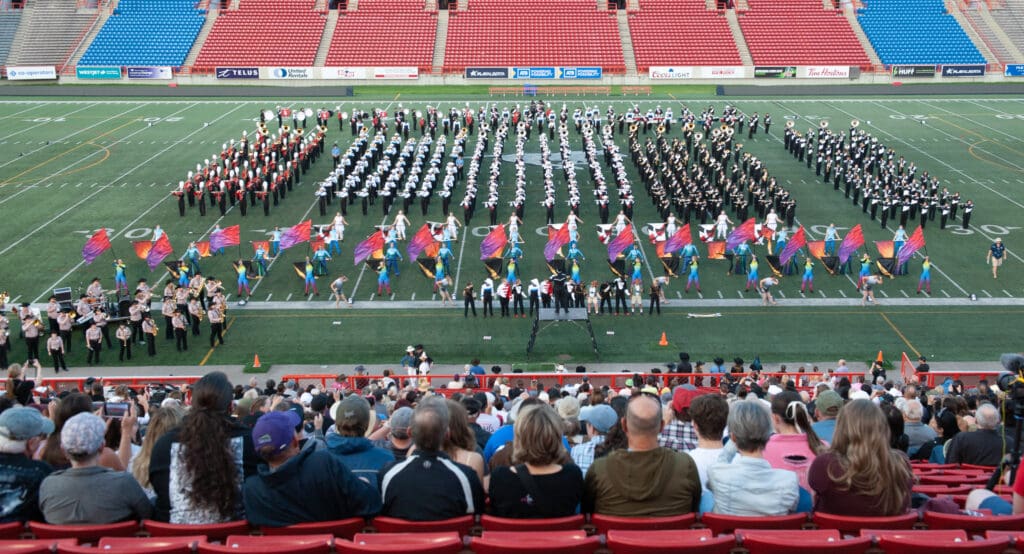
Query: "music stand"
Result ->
[[527, 308, 599, 360]]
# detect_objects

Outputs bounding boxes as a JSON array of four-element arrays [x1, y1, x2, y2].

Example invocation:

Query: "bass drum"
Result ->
[[118, 297, 132, 318]]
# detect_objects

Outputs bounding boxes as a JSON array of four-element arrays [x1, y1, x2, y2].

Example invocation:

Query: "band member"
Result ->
[[46, 331, 67, 373], [85, 323, 102, 365], [185, 242, 202, 275], [129, 301, 145, 344], [93, 307, 111, 348], [312, 244, 331, 276], [22, 316, 41, 363], [463, 280, 476, 317], [685, 256, 701, 294], [377, 264, 392, 296], [188, 297, 204, 337], [86, 278, 104, 300], [208, 304, 224, 347], [116, 322, 132, 361], [648, 278, 661, 315], [987, 237, 1005, 279], [45, 297, 60, 335], [55, 310, 72, 353], [303, 257, 319, 295], [172, 310, 188, 352], [235, 260, 251, 298], [481, 278, 494, 317], [745, 256, 759, 292], [330, 275, 349, 308], [861, 275, 882, 306], [801, 258, 815, 294], [161, 298, 175, 340], [142, 315, 157, 356]]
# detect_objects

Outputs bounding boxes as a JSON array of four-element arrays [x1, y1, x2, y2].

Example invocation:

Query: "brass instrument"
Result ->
[[851, 119, 860, 128], [683, 121, 695, 132], [785, 120, 795, 129], [657, 124, 665, 135], [693, 132, 703, 141], [629, 123, 638, 133], [820, 120, 830, 129], [724, 127, 734, 138]]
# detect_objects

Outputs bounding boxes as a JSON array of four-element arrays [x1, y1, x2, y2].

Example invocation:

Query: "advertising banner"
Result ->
[[512, 67, 556, 79], [126, 66, 172, 80], [7, 66, 57, 80], [559, 67, 602, 79], [941, 64, 985, 77], [1005, 64, 1024, 77], [372, 67, 418, 79], [465, 67, 510, 79], [697, 66, 746, 79], [798, 66, 850, 79], [754, 66, 796, 79], [215, 67, 259, 79], [891, 65, 936, 78], [264, 67, 314, 79], [76, 66, 121, 80], [648, 66, 693, 80], [322, 67, 368, 79]]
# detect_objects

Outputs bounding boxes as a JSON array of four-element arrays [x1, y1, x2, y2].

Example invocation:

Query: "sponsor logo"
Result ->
[[754, 66, 796, 79], [76, 66, 121, 80], [269, 67, 313, 79], [322, 67, 367, 79], [698, 66, 744, 79], [215, 67, 259, 79], [559, 67, 602, 79], [941, 64, 985, 77], [512, 67, 555, 79], [465, 67, 510, 79], [1005, 64, 1024, 77], [372, 67, 418, 79], [126, 66, 172, 79], [800, 66, 850, 79], [8, 66, 57, 80], [891, 65, 936, 78], [649, 66, 693, 80]]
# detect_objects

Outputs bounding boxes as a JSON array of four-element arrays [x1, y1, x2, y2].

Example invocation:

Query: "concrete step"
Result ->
[[946, 0, 997, 66], [725, 9, 753, 66], [978, 4, 1024, 61], [616, 10, 637, 74], [183, 8, 219, 68], [431, 8, 448, 74], [63, 2, 111, 71], [844, 4, 882, 68], [313, 9, 338, 66]]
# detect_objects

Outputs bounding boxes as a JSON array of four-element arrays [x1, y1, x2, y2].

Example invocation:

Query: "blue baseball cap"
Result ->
[[252, 410, 300, 458]]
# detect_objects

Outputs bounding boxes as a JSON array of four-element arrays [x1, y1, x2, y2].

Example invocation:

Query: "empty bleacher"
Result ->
[[857, 0, 986, 64], [738, 0, 871, 69], [628, 0, 742, 71], [78, 0, 206, 67], [0, 9, 21, 66], [324, 0, 436, 71], [443, 0, 625, 73], [982, 0, 1024, 61], [4, 0, 95, 68], [192, 0, 325, 71]]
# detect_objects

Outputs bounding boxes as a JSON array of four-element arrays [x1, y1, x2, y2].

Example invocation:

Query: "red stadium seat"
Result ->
[[589, 513, 697, 535], [918, 475, 990, 486], [0, 523, 23, 540], [470, 531, 600, 554], [369, 516, 474, 535], [100, 536, 206, 549], [605, 529, 736, 554], [142, 520, 250, 541], [27, 521, 139, 542], [198, 535, 332, 554], [738, 529, 872, 554], [337, 532, 462, 554], [699, 512, 807, 536], [912, 484, 976, 496], [260, 517, 366, 540], [812, 512, 919, 535], [875, 534, 1010, 554], [57, 543, 191, 554], [922, 511, 1024, 532], [0, 539, 77, 554], [479, 515, 585, 532]]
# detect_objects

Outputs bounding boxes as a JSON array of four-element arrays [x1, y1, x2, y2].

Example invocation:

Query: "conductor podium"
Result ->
[[527, 308, 599, 359]]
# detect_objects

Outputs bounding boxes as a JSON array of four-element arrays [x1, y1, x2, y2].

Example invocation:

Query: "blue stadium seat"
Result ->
[[78, 0, 207, 67], [855, 0, 985, 65]]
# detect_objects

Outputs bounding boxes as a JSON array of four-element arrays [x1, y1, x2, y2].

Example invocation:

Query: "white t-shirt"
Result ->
[[687, 447, 725, 491], [476, 412, 501, 433]]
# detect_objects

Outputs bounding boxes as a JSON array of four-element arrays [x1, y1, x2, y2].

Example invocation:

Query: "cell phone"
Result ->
[[92, 401, 104, 413], [104, 402, 129, 418], [377, 413, 388, 421]]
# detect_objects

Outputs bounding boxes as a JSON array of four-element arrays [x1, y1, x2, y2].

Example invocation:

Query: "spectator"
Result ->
[[809, 399, 913, 516], [901, 399, 936, 455], [484, 397, 544, 464], [571, 404, 617, 475], [475, 393, 501, 433], [707, 400, 799, 515], [326, 395, 394, 488], [129, 405, 185, 500], [149, 371, 258, 523], [243, 411, 381, 527], [371, 406, 414, 461], [582, 395, 701, 516], [687, 394, 729, 491], [880, 403, 910, 453], [945, 403, 1012, 466], [5, 363, 41, 407], [810, 390, 843, 443], [39, 413, 152, 524], [461, 397, 491, 451], [488, 403, 583, 518], [379, 397, 485, 520], [658, 387, 699, 452], [0, 407, 54, 522], [443, 399, 485, 483], [37, 392, 125, 471], [763, 391, 826, 492]]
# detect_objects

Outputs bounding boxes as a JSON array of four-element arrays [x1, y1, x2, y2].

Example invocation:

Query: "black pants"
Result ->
[[600, 296, 613, 313], [175, 328, 188, 351], [0, 345, 6, 369], [164, 316, 174, 339], [649, 295, 661, 315], [87, 340, 101, 364], [499, 298, 510, 317], [191, 314, 201, 336], [25, 337, 39, 361], [119, 341, 132, 361], [512, 296, 524, 316], [100, 325, 111, 348], [50, 349, 67, 372], [60, 330, 72, 353], [482, 294, 493, 317], [529, 295, 539, 317], [615, 294, 627, 314], [147, 337, 156, 356], [210, 322, 224, 346], [131, 320, 143, 343], [464, 297, 476, 317]]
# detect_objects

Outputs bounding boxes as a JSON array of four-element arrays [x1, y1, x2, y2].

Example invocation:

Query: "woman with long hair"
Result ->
[[148, 372, 257, 523], [36, 392, 124, 470], [809, 399, 914, 516], [488, 403, 583, 518], [129, 404, 185, 499], [443, 399, 485, 483], [763, 390, 827, 492]]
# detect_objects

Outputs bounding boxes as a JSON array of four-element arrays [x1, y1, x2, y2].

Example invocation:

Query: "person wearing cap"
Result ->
[[242, 410, 381, 527], [583, 395, 701, 517], [325, 395, 394, 489], [369, 406, 414, 461], [400, 346, 416, 377], [658, 388, 700, 452], [810, 390, 844, 443], [987, 237, 1005, 279], [571, 403, 617, 475], [38, 412, 152, 524], [0, 407, 54, 522]]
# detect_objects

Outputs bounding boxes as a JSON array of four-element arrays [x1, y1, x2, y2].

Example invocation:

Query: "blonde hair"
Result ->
[[512, 404, 567, 466], [131, 405, 185, 488], [828, 399, 913, 516]]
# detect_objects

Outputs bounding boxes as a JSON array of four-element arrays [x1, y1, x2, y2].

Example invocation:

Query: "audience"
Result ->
[[488, 403, 583, 518], [763, 390, 826, 492], [808, 399, 913, 516], [570, 403, 617, 475], [809, 390, 843, 443], [129, 405, 185, 501], [0, 407, 53, 522], [901, 399, 937, 455], [658, 388, 699, 452], [686, 393, 729, 491], [326, 395, 394, 488], [583, 395, 701, 516], [37, 393, 125, 471], [945, 403, 1011, 466], [369, 406, 414, 461], [443, 399, 485, 483]]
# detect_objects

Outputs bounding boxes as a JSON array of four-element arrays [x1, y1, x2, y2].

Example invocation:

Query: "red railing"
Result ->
[[0, 375, 202, 394], [920, 371, 1004, 388]]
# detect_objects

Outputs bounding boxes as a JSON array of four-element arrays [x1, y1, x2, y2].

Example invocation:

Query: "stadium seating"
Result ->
[[443, 0, 625, 73], [78, 0, 206, 67], [700, 512, 807, 536], [260, 517, 366, 540], [27, 521, 139, 542], [3, 0, 94, 67], [141, 519, 251, 541], [737, 0, 871, 69], [479, 514, 585, 531], [856, 0, 986, 64], [605, 529, 736, 554], [339, 532, 462, 554], [198, 535, 333, 554], [470, 530, 601, 554], [867, 529, 1011, 554], [589, 513, 697, 535], [324, 0, 436, 72], [627, 0, 742, 71], [193, 0, 325, 71], [370, 515, 475, 535], [0, 539, 78, 554], [811, 511, 919, 535], [0, 9, 22, 66], [738, 529, 874, 554]]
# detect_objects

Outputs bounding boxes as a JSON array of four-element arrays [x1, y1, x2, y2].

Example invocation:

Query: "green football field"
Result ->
[[0, 89, 1022, 368]]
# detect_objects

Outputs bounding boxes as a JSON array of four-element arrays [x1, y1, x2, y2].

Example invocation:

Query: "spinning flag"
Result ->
[[646, 222, 667, 244], [779, 226, 807, 266], [210, 225, 240, 251], [874, 241, 895, 259], [896, 226, 926, 267], [279, 220, 312, 251], [544, 224, 570, 261], [407, 224, 437, 259], [480, 225, 507, 260], [706, 241, 726, 260], [725, 218, 757, 251], [132, 241, 153, 260], [146, 234, 173, 270], [354, 230, 385, 265], [194, 241, 212, 258], [81, 229, 111, 265], [698, 224, 715, 243], [837, 224, 864, 264], [607, 224, 635, 263], [663, 224, 692, 255], [252, 241, 270, 254]]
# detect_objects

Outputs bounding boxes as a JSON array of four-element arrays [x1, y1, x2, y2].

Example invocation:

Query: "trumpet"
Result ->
[[0, 291, 7, 307]]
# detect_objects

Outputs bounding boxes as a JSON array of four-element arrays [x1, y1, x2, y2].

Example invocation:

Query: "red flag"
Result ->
[[81, 229, 111, 265], [195, 241, 212, 258], [544, 224, 570, 261], [807, 241, 826, 260], [133, 240, 153, 260], [480, 225, 508, 260], [279, 220, 312, 250], [874, 240, 895, 259], [407, 224, 437, 259], [897, 226, 926, 267], [725, 218, 757, 251], [706, 241, 726, 260], [607, 224, 635, 263], [210, 225, 240, 250], [663, 224, 692, 254], [354, 231, 386, 264], [779, 226, 807, 266], [146, 234, 173, 270], [838, 224, 864, 264], [252, 241, 270, 253], [311, 238, 326, 252]]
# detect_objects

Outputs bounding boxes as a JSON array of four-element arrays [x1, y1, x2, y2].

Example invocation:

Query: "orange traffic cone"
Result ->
[[659, 332, 668, 347], [253, 354, 261, 368], [876, 350, 884, 364]]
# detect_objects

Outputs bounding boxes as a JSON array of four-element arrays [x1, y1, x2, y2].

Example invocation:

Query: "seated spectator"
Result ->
[[369, 406, 414, 461], [945, 403, 1011, 466], [687, 394, 729, 491], [443, 400, 485, 483], [484, 397, 544, 465], [571, 404, 617, 475], [582, 395, 701, 516], [243, 411, 381, 527], [489, 404, 583, 518], [326, 395, 394, 488], [901, 399, 936, 455], [810, 390, 843, 443], [658, 387, 699, 452], [129, 404, 185, 501], [809, 399, 913, 516], [707, 400, 799, 515], [462, 397, 492, 450], [150, 371, 258, 523], [39, 413, 152, 524], [379, 397, 485, 520], [880, 403, 909, 453], [0, 407, 54, 522], [763, 391, 826, 492], [37, 392, 125, 471]]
